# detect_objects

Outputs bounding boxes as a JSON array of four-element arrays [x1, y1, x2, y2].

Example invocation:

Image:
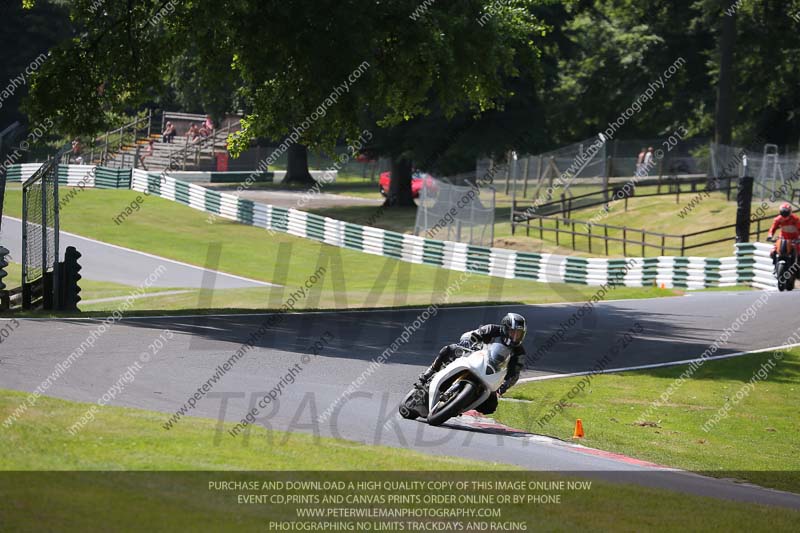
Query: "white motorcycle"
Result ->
[[399, 342, 512, 426]]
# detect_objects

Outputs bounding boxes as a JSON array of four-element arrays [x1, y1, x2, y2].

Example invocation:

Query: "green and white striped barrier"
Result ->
[[735, 242, 777, 291], [5, 163, 130, 189], [3, 164, 774, 290], [130, 169, 762, 290]]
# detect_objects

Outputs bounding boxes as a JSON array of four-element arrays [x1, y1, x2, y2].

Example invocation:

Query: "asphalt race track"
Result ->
[[0, 216, 273, 289], [3, 291, 800, 508]]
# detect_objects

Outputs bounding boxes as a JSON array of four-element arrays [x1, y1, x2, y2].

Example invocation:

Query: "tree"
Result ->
[[714, 6, 736, 145], [24, 0, 544, 196], [365, 54, 548, 206], [0, 1, 70, 129], [544, 1, 709, 143]]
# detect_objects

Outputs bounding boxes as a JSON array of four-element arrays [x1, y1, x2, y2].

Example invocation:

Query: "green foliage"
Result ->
[[17, 0, 800, 161], [23, 0, 544, 159]]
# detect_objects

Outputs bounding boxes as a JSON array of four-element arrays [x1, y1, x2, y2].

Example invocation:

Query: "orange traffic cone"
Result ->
[[573, 419, 584, 439], [660, 282, 666, 289]]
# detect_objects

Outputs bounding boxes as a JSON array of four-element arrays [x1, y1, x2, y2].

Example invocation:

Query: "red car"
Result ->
[[379, 171, 435, 198]]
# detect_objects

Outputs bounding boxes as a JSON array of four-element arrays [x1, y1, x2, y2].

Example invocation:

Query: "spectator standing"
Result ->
[[635, 147, 646, 175], [139, 140, 154, 169], [71, 138, 84, 164], [642, 146, 655, 175]]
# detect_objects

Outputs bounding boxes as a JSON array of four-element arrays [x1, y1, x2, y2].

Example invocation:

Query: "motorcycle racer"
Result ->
[[767, 203, 800, 272], [414, 313, 527, 415]]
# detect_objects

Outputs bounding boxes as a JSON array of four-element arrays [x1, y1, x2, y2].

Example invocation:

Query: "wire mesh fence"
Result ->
[[22, 156, 59, 308], [500, 136, 608, 201], [413, 173, 496, 246], [711, 143, 800, 202], [499, 137, 719, 204]]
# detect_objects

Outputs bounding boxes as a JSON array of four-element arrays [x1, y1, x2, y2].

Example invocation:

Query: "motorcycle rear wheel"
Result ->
[[399, 388, 421, 420], [778, 263, 788, 291]]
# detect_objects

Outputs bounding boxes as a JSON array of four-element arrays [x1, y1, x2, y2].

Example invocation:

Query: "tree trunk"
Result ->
[[715, 7, 736, 145], [384, 157, 415, 207], [285, 143, 316, 186]]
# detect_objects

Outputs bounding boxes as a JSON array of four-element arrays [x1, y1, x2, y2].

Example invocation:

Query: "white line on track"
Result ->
[[517, 342, 800, 383]]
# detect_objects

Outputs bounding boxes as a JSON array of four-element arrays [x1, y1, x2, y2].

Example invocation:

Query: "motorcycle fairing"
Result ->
[[427, 347, 508, 414]]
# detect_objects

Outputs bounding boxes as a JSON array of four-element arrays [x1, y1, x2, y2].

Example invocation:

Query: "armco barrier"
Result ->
[[5, 164, 775, 290]]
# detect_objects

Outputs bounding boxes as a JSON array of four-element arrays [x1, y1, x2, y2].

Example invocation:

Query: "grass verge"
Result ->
[[1, 261, 183, 304], [2, 188, 679, 313], [311, 188, 781, 258], [496, 348, 800, 493], [0, 389, 797, 531]]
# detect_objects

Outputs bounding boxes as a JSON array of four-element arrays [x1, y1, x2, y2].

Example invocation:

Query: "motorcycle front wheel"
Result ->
[[427, 381, 477, 427]]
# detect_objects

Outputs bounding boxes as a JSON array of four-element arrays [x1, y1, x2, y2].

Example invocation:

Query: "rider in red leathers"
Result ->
[[767, 202, 800, 273]]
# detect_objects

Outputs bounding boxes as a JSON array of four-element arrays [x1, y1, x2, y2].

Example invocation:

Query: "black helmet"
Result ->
[[501, 313, 527, 346]]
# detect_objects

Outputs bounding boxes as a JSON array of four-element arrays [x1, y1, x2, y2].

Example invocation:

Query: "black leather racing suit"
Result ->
[[420, 324, 526, 415]]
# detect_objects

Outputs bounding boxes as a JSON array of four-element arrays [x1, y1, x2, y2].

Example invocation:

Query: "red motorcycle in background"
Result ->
[[378, 171, 435, 199]]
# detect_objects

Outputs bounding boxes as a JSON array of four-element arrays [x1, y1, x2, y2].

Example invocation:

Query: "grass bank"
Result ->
[[496, 348, 800, 493]]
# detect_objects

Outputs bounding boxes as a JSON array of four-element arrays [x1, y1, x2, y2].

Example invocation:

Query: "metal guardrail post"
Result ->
[[21, 185, 28, 307], [53, 167, 60, 309], [522, 156, 530, 198], [510, 199, 515, 235], [504, 153, 511, 195]]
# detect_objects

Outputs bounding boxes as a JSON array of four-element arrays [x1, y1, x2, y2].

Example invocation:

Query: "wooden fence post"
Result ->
[[572, 220, 576, 250], [641, 229, 645, 257], [623, 227, 627, 256], [555, 218, 560, 246]]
